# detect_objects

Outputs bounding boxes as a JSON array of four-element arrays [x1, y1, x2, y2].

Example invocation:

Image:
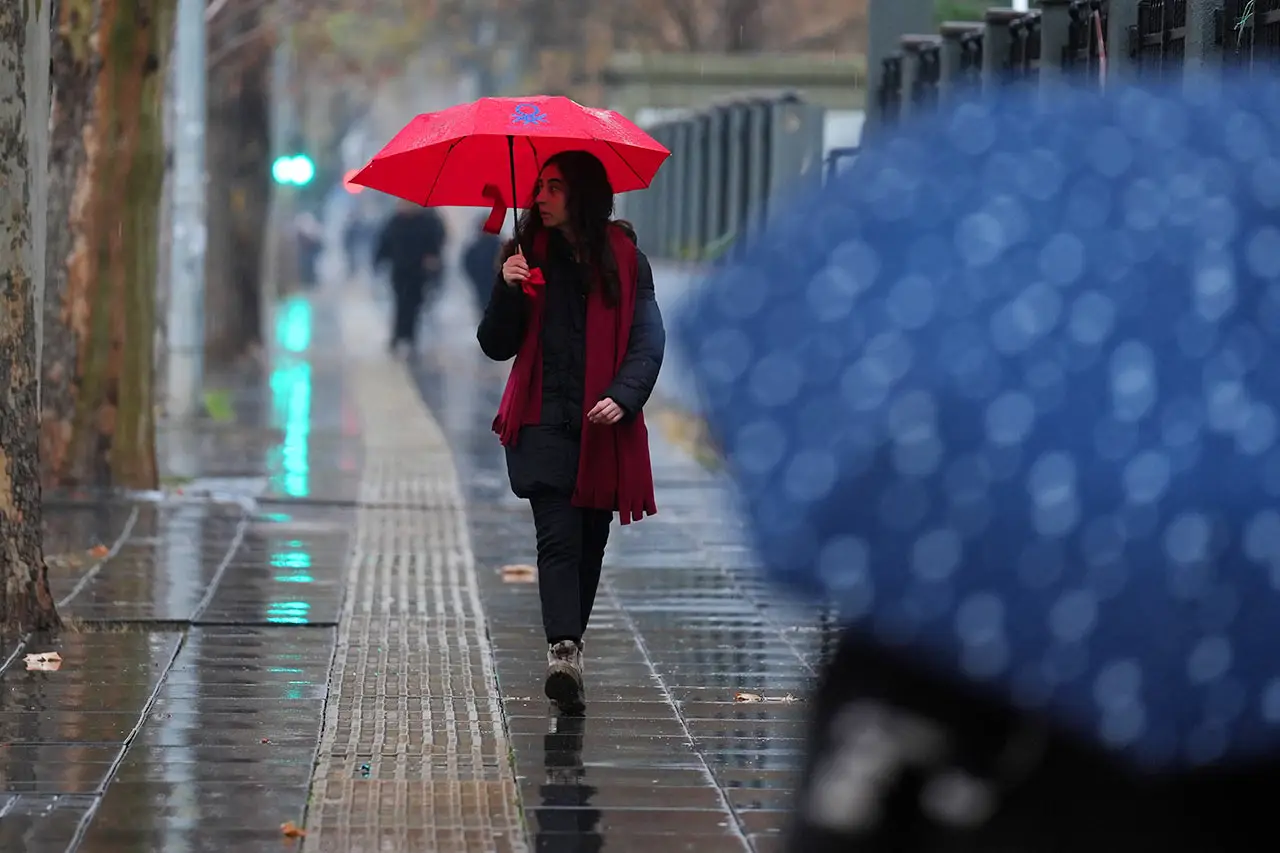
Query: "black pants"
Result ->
[[530, 493, 612, 644], [391, 275, 426, 346]]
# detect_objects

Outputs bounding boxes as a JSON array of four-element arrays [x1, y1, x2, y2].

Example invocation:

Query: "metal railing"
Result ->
[[623, 93, 828, 263], [874, 0, 1276, 123]]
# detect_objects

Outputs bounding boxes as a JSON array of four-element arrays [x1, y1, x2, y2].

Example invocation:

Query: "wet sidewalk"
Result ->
[[3, 292, 361, 852], [411, 277, 837, 852], [0, 278, 831, 852]]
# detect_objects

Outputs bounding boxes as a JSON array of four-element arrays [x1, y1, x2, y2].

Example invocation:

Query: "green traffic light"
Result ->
[[272, 154, 315, 186]]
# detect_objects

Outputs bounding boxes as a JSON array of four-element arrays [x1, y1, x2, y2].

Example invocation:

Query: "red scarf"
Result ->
[[491, 224, 657, 524]]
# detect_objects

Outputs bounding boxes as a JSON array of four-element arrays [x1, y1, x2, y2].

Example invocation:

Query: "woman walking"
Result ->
[[477, 150, 664, 714]]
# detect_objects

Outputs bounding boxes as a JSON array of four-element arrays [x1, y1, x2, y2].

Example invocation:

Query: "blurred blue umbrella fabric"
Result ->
[[675, 75, 1280, 772]]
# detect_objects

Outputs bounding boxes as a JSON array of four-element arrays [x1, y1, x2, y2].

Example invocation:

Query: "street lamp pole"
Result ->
[[166, 0, 207, 422]]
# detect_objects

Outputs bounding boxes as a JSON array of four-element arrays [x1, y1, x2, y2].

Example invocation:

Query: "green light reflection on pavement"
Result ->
[[268, 296, 312, 498], [279, 298, 313, 353], [266, 600, 311, 625], [271, 551, 312, 568]]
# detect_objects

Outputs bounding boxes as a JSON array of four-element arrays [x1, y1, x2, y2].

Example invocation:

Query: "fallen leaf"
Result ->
[[24, 652, 63, 672], [203, 389, 236, 423], [89, 544, 109, 558], [281, 821, 306, 838], [734, 691, 799, 704], [501, 564, 537, 584]]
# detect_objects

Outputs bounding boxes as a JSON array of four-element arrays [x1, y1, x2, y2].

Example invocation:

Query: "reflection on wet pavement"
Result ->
[[42, 487, 352, 630], [411, 318, 839, 852], [2, 285, 835, 851], [75, 626, 333, 852], [2, 293, 349, 852], [0, 632, 179, 851]]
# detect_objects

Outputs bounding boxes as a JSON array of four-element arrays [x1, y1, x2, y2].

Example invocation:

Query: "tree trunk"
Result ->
[[0, 0, 61, 633], [42, 0, 100, 489], [205, 5, 268, 362], [40, 0, 174, 491]]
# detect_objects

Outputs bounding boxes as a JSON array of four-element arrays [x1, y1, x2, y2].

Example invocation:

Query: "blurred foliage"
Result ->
[[936, 0, 991, 23], [294, 2, 438, 80], [205, 0, 440, 82]]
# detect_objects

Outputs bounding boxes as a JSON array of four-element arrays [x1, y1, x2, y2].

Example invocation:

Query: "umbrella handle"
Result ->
[[508, 135, 519, 246]]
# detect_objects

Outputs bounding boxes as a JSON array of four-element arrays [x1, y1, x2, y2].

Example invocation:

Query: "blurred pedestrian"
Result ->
[[294, 210, 325, 289], [373, 200, 447, 354], [464, 215, 503, 310], [478, 150, 664, 714]]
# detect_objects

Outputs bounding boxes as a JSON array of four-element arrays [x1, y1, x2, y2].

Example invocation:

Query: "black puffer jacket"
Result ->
[[476, 229, 665, 498]]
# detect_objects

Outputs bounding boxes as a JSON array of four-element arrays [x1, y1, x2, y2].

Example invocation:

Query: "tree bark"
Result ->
[[42, 0, 100, 490], [40, 0, 174, 491], [0, 0, 61, 633]]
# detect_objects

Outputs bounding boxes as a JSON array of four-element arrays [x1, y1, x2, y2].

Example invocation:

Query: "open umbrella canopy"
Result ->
[[676, 75, 1280, 772], [351, 95, 671, 209]]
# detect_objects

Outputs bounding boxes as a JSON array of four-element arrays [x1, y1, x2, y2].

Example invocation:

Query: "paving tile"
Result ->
[[0, 794, 96, 853]]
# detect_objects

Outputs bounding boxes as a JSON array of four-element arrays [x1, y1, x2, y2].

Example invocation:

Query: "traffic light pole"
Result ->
[[166, 0, 207, 422]]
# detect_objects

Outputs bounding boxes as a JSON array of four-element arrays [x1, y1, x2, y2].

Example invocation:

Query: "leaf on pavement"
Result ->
[[501, 564, 537, 584], [24, 652, 63, 672]]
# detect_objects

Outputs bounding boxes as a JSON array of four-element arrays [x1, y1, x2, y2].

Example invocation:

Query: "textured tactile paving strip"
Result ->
[[301, 296, 526, 852]]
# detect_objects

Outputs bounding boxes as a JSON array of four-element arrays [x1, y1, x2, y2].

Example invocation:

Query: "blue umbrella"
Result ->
[[676, 74, 1280, 772]]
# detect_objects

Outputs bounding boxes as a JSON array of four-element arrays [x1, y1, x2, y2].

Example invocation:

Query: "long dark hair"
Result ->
[[500, 150, 635, 306]]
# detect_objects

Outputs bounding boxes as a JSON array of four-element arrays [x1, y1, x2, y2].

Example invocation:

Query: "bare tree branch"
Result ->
[[781, 8, 868, 51], [662, 0, 706, 51]]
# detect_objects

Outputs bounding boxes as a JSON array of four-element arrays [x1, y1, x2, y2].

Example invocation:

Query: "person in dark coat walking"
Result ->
[[374, 200, 447, 353], [477, 150, 665, 714], [464, 215, 504, 310]]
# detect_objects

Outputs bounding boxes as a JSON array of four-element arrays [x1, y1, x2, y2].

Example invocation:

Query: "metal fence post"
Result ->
[[725, 103, 748, 250], [1039, 0, 1076, 85], [744, 99, 771, 239], [1009, 11, 1043, 79], [942, 22, 988, 95], [942, 22, 967, 90], [1106, 0, 1142, 78], [866, 0, 935, 133], [983, 9, 1026, 85], [651, 123, 675, 259], [670, 121, 692, 258], [704, 107, 728, 257], [671, 119, 687, 259], [901, 36, 943, 116], [683, 114, 708, 260], [765, 96, 825, 214], [878, 54, 904, 125], [1184, 0, 1225, 72]]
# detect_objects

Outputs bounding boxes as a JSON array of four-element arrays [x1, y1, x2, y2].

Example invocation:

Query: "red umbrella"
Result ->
[[350, 96, 671, 234]]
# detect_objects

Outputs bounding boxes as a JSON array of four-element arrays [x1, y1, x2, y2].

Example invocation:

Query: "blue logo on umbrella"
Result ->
[[510, 103, 549, 126]]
